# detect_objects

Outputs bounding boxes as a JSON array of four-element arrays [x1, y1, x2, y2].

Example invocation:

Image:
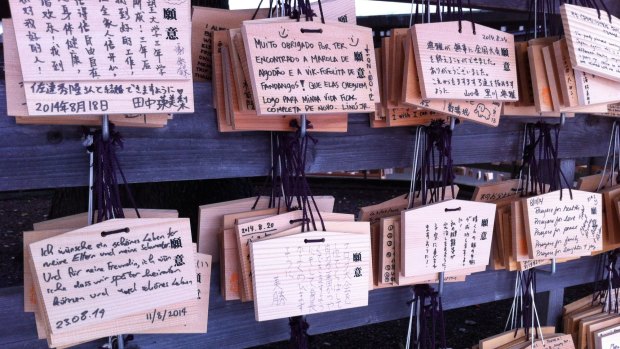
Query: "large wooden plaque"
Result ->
[[242, 20, 379, 115], [523, 190, 603, 259], [400, 199, 496, 277], [561, 3, 620, 82], [29, 218, 197, 334], [8, 0, 194, 115], [250, 231, 370, 321], [411, 21, 519, 101]]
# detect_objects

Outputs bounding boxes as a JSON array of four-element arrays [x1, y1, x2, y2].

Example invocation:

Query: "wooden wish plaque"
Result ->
[[242, 20, 380, 115], [561, 4, 620, 83], [411, 21, 519, 101], [523, 190, 603, 259], [250, 231, 370, 321], [29, 218, 197, 335], [191, 0, 356, 81], [402, 31, 502, 126], [529, 334, 576, 349], [8, 0, 194, 115], [400, 199, 496, 277]]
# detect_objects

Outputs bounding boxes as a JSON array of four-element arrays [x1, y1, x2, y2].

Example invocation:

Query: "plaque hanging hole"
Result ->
[[101, 227, 130, 237], [300, 28, 323, 34], [304, 238, 325, 244], [444, 207, 461, 212]]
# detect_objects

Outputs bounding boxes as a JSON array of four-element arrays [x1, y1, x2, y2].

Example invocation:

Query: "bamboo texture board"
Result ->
[[250, 231, 370, 321], [561, 3, 620, 82], [412, 21, 518, 101], [242, 19, 379, 115], [400, 199, 496, 277], [523, 190, 603, 259]]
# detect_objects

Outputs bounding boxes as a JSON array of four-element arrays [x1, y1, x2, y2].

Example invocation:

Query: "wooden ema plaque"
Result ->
[[191, 0, 357, 81], [402, 30, 502, 126], [29, 218, 197, 335], [561, 4, 620, 83], [197, 195, 335, 261], [236, 211, 354, 300], [596, 325, 620, 349], [242, 19, 379, 115], [411, 21, 519, 102], [523, 190, 603, 259], [3, 19, 171, 127], [523, 334, 576, 349], [250, 231, 370, 321], [400, 199, 496, 277], [8, 1, 194, 115]]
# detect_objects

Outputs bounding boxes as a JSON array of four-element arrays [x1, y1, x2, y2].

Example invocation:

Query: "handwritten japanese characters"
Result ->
[[561, 4, 620, 82], [242, 20, 379, 115], [10, 1, 191, 81], [29, 219, 197, 334], [412, 21, 518, 102], [402, 32, 502, 126], [8, 0, 194, 115], [250, 231, 370, 321], [400, 200, 496, 277], [523, 190, 603, 259]]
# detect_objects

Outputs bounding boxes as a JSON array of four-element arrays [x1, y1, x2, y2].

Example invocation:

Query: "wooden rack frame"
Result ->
[[0, 81, 613, 348]]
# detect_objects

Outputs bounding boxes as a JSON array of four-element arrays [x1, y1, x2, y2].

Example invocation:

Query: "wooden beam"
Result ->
[[370, 0, 620, 15], [0, 257, 597, 348], [0, 83, 615, 192]]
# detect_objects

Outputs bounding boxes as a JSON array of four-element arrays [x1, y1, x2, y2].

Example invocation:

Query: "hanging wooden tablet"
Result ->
[[400, 199, 496, 277], [515, 41, 535, 106], [197, 195, 335, 260], [236, 211, 354, 300], [33, 208, 179, 231], [561, 3, 620, 82], [190, 0, 356, 81], [478, 327, 557, 349], [472, 179, 522, 202], [411, 21, 518, 102], [359, 186, 459, 224], [574, 69, 620, 106], [577, 313, 613, 349], [402, 30, 502, 126], [589, 317, 620, 349], [510, 200, 552, 271], [523, 190, 603, 259], [242, 19, 379, 115], [8, 1, 195, 115], [381, 37, 392, 108], [250, 230, 370, 321], [552, 39, 580, 108], [389, 29, 408, 105], [542, 45, 563, 111], [29, 218, 197, 335], [217, 30, 349, 132], [530, 334, 576, 349], [597, 328, 620, 349], [386, 108, 450, 127], [3, 19, 171, 127], [33, 251, 211, 347], [528, 40, 556, 113]]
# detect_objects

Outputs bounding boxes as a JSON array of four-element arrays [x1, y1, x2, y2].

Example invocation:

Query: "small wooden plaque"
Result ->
[[412, 21, 518, 101], [250, 231, 370, 321]]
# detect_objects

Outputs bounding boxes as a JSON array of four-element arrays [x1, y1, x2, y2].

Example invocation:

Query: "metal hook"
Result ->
[[438, 271, 445, 296], [559, 113, 566, 128], [538, 258, 556, 275], [300, 114, 307, 138], [449, 116, 456, 131], [102, 114, 110, 142]]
